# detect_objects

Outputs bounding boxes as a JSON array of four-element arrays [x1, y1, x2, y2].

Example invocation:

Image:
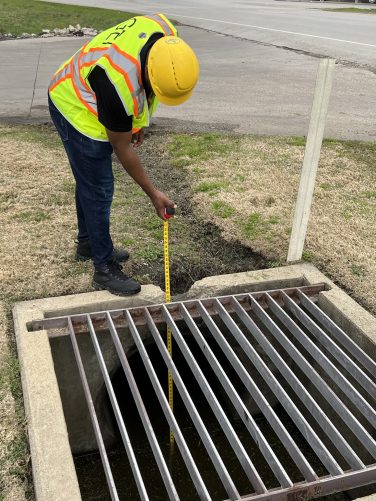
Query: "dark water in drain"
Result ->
[[74, 335, 351, 501]]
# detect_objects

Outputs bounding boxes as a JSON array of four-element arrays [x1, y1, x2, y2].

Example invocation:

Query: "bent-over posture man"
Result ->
[[48, 13, 199, 295]]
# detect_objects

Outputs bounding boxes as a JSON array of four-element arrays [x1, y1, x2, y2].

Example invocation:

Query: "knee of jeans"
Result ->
[[90, 183, 114, 203]]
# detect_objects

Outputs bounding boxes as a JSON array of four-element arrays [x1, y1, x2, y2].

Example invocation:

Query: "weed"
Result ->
[[168, 134, 235, 167], [241, 212, 262, 238], [351, 265, 367, 277], [268, 216, 279, 225], [302, 250, 314, 262], [286, 136, 306, 147], [135, 245, 163, 262], [121, 237, 136, 247], [211, 201, 235, 219], [324, 7, 376, 14], [13, 210, 51, 223], [362, 190, 376, 199], [194, 181, 230, 196]]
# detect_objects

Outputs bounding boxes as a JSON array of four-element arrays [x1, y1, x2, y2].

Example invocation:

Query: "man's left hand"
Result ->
[[131, 129, 145, 148]]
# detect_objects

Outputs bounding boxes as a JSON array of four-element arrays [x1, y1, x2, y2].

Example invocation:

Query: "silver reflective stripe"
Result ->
[[146, 13, 174, 35], [79, 45, 144, 115], [70, 51, 98, 113], [50, 63, 71, 89]]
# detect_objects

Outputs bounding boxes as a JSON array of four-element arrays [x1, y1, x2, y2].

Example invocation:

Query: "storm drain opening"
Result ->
[[32, 284, 376, 501]]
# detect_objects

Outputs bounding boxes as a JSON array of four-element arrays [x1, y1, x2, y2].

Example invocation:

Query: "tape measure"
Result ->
[[164, 207, 175, 447]]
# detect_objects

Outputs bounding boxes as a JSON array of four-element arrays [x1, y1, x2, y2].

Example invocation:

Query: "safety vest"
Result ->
[[49, 14, 177, 141]]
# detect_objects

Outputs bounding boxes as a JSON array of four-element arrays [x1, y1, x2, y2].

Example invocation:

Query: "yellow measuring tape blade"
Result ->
[[164, 220, 174, 447]]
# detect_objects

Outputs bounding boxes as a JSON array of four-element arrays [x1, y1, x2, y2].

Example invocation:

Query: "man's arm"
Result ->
[[106, 129, 175, 219]]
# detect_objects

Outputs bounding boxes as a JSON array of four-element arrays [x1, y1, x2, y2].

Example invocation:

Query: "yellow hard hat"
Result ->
[[147, 36, 199, 106]]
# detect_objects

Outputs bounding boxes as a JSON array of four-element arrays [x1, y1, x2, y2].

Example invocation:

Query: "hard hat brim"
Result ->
[[154, 89, 193, 107]]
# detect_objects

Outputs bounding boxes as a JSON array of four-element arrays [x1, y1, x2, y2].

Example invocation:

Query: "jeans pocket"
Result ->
[[49, 106, 69, 142]]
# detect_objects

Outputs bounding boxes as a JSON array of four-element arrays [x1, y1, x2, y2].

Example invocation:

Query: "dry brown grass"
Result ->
[[0, 124, 375, 498], [174, 135, 376, 314]]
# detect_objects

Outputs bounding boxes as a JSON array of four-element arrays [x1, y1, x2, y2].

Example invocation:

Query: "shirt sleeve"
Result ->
[[88, 66, 133, 133]]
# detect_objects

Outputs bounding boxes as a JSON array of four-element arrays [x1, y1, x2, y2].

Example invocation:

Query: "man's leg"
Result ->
[[48, 97, 140, 295]]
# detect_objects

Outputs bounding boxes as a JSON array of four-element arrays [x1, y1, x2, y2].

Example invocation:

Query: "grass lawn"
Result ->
[[0, 123, 375, 498], [0, 0, 136, 35], [324, 7, 376, 14]]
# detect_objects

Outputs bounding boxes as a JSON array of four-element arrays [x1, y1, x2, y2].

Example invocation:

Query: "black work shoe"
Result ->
[[75, 240, 129, 263], [92, 258, 141, 296]]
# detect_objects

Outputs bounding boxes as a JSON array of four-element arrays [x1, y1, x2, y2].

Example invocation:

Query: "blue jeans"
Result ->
[[48, 96, 114, 267]]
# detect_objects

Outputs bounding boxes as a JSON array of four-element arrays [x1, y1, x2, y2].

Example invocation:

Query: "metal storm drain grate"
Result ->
[[32, 284, 376, 501]]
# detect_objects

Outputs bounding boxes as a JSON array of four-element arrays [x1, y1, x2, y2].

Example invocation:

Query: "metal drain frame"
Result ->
[[32, 284, 376, 501]]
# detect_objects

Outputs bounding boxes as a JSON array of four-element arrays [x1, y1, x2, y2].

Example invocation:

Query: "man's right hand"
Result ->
[[150, 190, 176, 220]]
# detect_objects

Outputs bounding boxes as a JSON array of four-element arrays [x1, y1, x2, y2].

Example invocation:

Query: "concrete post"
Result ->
[[287, 58, 335, 263]]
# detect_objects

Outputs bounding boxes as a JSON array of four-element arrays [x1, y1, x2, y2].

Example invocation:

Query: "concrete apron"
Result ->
[[13, 263, 376, 501]]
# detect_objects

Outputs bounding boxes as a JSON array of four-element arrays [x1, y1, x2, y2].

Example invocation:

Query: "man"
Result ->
[[48, 13, 199, 296]]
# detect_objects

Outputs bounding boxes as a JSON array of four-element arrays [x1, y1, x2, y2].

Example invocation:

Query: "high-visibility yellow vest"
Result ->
[[49, 13, 177, 141]]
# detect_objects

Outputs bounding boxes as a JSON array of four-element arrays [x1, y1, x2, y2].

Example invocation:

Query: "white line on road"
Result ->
[[171, 13, 376, 48]]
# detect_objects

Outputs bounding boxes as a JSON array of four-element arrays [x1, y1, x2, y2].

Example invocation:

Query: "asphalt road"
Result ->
[[2, 1, 376, 140]]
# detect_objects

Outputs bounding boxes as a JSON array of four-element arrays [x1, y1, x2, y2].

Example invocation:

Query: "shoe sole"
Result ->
[[92, 281, 141, 296]]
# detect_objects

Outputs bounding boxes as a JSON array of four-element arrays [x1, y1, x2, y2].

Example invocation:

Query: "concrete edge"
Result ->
[[13, 303, 81, 501], [13, 285, 165, 501]]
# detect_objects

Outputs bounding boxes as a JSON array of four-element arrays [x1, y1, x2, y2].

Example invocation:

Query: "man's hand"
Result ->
[[150, 190, 176, 220], [131, 129, 144, 148]]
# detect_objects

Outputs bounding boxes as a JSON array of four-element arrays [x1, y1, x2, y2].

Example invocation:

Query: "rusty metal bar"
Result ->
[[127, 309, 212, 501], [282, 291, 376, 430], [239, 296, 365, 470], [29, 283, 326, 333], [161, 304, 267, 495], [67, 318, 120, 501], [298, 290, 376, 376], [103, 312, 179, 501], [213, 298, 343, 477], [266, 293, 376, 458]]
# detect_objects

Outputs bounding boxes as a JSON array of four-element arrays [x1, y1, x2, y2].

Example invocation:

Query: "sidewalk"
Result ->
[[0, 36, 85, 120], [1, 28, 375, 139]]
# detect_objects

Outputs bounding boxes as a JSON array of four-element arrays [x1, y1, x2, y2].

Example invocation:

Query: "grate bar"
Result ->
[[237, 464, 376, 501], [180, 303, 298, 487], [104, 312, 179, 501], [298, 291, 376, 376], [213, 298, 343, 477], [296, 291, 376, 399], [158, 305, 241, 500], [126, 310, 212, 501], [282, 292, 376, 429], [198, 300, 314, 485], [162, 304, 267, 494], [86, 315, 149, 500], [232, 296, 365, 471], [267, 294, 376, 458], [67, 318, 120, 501]]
